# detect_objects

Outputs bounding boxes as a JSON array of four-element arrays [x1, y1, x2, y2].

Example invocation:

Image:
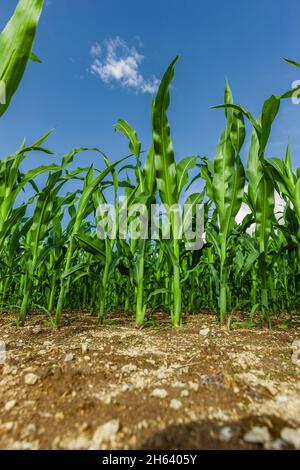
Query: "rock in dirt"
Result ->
[[151, 388, 168, 399], [4, 400, 16, 412], [199, 327, 210, 337], [64, 353, 75, 362], [121, 364, 137, 374], [24, 373, 39, 385], [81, 343, 89, 354], [291, 351, 300, 367], [58, 435, 90, 450], [219, 426, 233, 442], [0, 422, 14, 432], [244, 426, 271, 444], [264, 439, 285, 450], [92, 419, 120, 448], [292, 340, 300, 351], [170, 399, 183, 410], [281, 427, 300, 449]]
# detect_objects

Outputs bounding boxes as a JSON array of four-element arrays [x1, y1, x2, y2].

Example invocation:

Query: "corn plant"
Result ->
[[0, 0, 44, 117]]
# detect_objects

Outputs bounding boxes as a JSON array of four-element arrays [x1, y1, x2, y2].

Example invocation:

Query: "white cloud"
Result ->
[[90, 37, 159, 94]]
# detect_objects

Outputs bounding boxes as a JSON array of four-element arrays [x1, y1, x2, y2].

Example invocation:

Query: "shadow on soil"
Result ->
[[140, 415, 292, 450]]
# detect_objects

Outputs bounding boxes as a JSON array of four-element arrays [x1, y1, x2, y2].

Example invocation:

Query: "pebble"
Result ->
[[92, 419, 120, 448], [151, 388, 168, 399], [4, 400, 16, 412], [199, 327, 210, 337], [281, 427, 300, 449], [64, 353, 75, 362], [2, 365, 18, 376], [58, 435, 90, 450], [244, 426, 271, 444], [81, 343, 89, 354], [219, 426, 233, 442], [292, 340, 300, 351], [121, 364, 137, 374], [170, 399, 183, 410], [188, 381, 199, 392], [291, 351, 300, 367], [264, 439, 285, 450], [24, 373, 39, 385], [54, 412, 65, 421], [0, 422, 14, 432]]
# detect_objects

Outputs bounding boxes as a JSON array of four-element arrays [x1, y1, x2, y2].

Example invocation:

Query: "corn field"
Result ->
[[1, 0, 300, 330]]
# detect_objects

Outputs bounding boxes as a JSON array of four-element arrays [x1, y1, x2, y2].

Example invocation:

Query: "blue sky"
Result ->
[[1, 0, 300, 178]]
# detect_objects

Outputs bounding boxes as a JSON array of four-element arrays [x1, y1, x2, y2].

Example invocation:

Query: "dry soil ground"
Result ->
[[1, 310, 300, 450]]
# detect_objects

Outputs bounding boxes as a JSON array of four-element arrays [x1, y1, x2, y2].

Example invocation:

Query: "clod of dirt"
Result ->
[[244, 426, 271, 444], [281, 428, 300, 449], [24, 373, 39, 385]]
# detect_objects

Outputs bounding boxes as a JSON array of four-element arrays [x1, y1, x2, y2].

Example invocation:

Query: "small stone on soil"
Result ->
[[24, 373, 39, 385], [170, 399, 183, 410], [292, 340, 300, 351], [151, 388, 168, 399], [281, 427, 300, 449], [4, 400, 16, 411], [92, 419, 120, 448], [199, 327, 210, 337], [64, 353, 75, 362], [219, 426, 233, 442], [244, 426, 271, 444]]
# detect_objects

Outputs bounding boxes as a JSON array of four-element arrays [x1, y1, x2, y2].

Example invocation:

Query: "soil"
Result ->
[[0, 309, 300, 450]]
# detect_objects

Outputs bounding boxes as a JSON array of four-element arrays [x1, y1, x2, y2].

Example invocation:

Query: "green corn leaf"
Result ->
[[153, 56, 179, 207], [143, 143, 156, 195], [30, 51, 42, 63], [212, 129, 235, 218], [220, 156, 245, 239], [177, 156, 198, 195], [246, 130, 262, 211], [295, 178, 300, 215], [74, 233, 106, 261], [283, 58, 300, 67], [284, 143, 296, 187], [260, 95, 280, 155], [114, 119, 141, 158], [0, 0, 44, 117], [255, 168, 275, 253]]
